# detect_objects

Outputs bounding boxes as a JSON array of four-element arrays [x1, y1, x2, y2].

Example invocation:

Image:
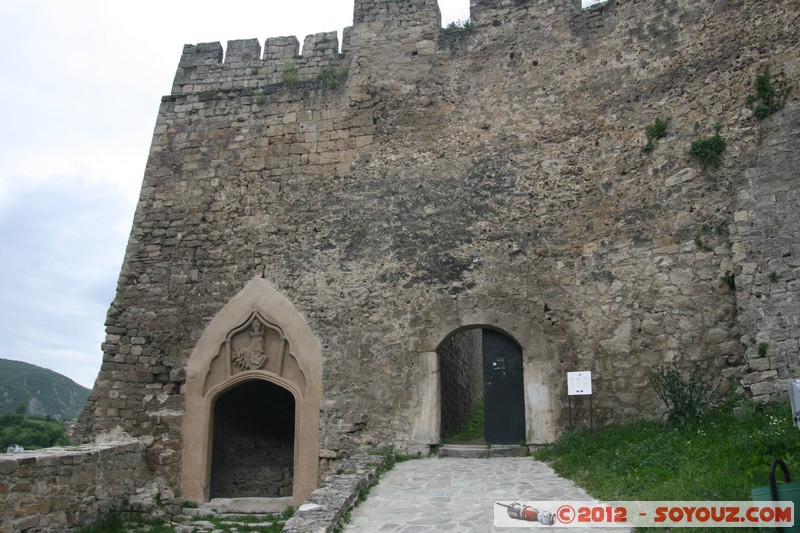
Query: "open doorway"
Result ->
[[210, 380, 295, 498], [438, 328, 525, 445]]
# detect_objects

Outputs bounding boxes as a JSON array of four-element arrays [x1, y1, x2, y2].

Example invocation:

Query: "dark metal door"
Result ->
[[483, 330, 525, 444]]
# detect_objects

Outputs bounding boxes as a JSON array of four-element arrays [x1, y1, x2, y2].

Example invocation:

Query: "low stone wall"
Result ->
[[283, 454, 385, 533], [0, 441, 148, 533]]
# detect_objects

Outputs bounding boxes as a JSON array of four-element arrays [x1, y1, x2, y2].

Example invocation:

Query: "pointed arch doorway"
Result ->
[[438, 327, 525, 445], [181, 277, 321, 505]]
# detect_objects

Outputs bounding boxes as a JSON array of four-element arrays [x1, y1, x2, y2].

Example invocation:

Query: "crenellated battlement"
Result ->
[[172, 31, 348, 95], [169, 0, 637, 96]]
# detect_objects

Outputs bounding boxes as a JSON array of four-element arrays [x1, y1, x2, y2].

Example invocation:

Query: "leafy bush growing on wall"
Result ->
[[689, 125, 727, 169], [642, 117, 671, 153], [748, 64, 791, 120]]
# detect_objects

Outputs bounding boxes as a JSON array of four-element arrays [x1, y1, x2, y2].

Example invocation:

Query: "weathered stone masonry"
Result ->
[[74, 0, 799, 505], [0, 442, 148, 533]]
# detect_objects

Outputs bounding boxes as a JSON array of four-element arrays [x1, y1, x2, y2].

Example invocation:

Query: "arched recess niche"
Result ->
[[409, 310, 558, 450], [180, 277, 321, 505]]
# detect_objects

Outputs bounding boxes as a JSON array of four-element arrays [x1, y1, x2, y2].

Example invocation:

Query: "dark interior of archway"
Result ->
[[438, 328, 484, 443], [210, 380, 294, 498]]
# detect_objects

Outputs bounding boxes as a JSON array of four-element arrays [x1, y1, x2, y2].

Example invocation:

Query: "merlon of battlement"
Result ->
[[354, 0, 441, 26], [179, 31, 342, 68]]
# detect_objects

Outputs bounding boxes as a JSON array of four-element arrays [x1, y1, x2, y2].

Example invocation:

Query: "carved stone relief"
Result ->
[[201, 313, 305, 397]]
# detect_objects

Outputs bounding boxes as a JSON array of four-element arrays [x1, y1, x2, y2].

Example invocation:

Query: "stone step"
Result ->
[[175, 518, 288, 533], [184, 508, 277, 519], [179, 497, 293, 532], [199, 496, 293, 514], [438, 444, 528, 458]]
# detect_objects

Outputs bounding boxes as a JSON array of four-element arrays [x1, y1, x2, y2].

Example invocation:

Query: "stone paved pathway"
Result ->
[[344, 456, 631, 532]]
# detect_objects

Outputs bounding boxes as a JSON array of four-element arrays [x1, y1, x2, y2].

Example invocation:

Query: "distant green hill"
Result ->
[[0, 358, 90, 420]]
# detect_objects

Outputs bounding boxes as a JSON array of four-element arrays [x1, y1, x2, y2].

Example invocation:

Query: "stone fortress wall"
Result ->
[[71, 0, 799, 505]]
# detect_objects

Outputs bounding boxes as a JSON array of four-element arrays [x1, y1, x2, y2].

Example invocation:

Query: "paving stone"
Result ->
[[344, 457, 631, 533]]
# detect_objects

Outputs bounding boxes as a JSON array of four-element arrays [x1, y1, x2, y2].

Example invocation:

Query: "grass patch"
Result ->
[[75, 514, 125, 533], [443, 397, 485, 443], [75, 515, 171, 533], [533, 401, 800, 506], [77, 507, 293, 533]]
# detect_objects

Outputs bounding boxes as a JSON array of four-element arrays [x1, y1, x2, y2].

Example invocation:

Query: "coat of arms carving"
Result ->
[[232, 321, 267, 371]]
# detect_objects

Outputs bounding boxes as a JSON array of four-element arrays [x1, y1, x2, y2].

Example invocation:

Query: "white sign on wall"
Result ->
[[567, 371, 592, 396]]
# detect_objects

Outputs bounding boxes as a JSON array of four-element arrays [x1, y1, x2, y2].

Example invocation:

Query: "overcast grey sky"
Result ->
[[0, 0, 600, 390]]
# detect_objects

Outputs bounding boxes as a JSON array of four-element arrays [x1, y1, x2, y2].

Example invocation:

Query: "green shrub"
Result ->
[[747, 64, 791, 120], [445, 19, 474, 31], [649, 361, 718, 427], [642, 116, 670, 153], [689, 125, 727, 169], [317, 67, 349, 89], [282, 61, 298, 84]]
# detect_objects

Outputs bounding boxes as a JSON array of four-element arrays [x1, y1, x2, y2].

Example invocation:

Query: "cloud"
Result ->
[[0, 0, 474, 390], [0, 176, 132, 388]]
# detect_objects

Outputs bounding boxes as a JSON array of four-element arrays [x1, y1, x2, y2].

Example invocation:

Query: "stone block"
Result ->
[[750, 382, 775, 396]]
